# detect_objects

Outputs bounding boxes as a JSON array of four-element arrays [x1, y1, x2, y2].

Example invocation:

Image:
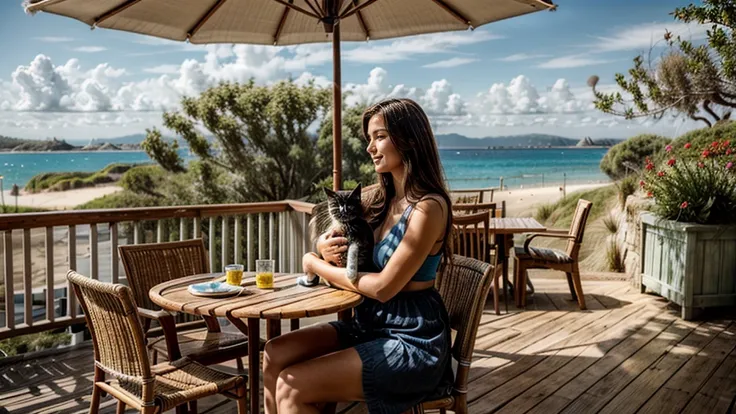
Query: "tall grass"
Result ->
[[602, 214, 619, 234], [616, 175, 638, 207], [535, 203, 555, 223], [606, 241, 625, 272]]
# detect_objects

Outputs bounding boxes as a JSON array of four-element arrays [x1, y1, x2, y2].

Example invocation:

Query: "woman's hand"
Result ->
[[316, 229, 348, 266], [302, 252, 320, 275]]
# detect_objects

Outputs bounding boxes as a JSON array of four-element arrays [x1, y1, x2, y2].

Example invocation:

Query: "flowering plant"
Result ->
[[641, 140, 736, 225]]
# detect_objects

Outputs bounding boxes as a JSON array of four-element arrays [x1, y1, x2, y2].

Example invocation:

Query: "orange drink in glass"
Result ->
[[225, 264, 244, 286], [255, 260, 274, 289]]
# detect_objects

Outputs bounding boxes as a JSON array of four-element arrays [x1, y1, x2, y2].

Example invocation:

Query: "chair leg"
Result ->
[[236, 357, 245, 373], [116, 400, 126, 414], [89, 384, 102, 414], [188, 400, 197, 414], [322, 402, 337, 414], [565, 272, 578, 302], [175, 404, 188, 414], [571, 266, 586, 310], [236, 397, 247, 414], [151, 349, 158, 365], [492, 266, 501, 315]]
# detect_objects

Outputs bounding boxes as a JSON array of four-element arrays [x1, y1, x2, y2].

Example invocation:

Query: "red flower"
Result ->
[[725, 140, 731, 147], [698, 162, 705, 168], [647, 191, 653, 198], [667, 158, 676, 166], [684, 143, 692, 149], [727, 148, 732, 155], [702, 149, 711, 158], [639, 180, 645, 187], [657, 171, 666, 177], [680, 201, 689, 209], [712, 141, 720, 148], [645, 163, 654, 171]]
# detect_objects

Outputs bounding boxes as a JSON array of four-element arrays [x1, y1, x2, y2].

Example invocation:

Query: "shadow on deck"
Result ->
[[2, 276, 736, 414]]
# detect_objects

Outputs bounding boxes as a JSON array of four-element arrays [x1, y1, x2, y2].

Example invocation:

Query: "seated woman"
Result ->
[[263, 98, 454, 414]]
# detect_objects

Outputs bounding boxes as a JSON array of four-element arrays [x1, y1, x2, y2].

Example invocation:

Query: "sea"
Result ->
[[0, 147, 610, 191]]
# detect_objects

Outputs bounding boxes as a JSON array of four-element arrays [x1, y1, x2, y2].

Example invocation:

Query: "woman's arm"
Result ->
[[303, 196, 448, 303]]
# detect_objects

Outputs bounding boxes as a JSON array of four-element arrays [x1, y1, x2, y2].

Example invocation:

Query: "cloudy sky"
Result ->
[[0, 0, 711, 141]]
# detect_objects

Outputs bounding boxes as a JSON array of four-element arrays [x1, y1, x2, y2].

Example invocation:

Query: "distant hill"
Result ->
[[0, 135, 36, 150], [435, 133, 624, 149], [8, 137, 78, 152]]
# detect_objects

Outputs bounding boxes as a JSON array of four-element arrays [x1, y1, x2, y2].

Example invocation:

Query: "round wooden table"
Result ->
[[149, 272, 363, 414]]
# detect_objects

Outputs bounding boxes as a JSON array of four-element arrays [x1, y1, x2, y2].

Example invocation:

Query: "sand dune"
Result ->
[[1, 185, 122, 210]]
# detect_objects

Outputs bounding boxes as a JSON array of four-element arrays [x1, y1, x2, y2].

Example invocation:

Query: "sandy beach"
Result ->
[[1, 185, 122, 210], [480, 183, 609, 217]]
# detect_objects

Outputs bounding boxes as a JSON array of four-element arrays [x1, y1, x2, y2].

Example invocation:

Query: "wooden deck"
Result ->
[[2, 276, 736, 413]]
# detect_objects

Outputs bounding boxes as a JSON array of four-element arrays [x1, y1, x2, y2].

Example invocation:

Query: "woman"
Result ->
[[263, 98, 454, 414]]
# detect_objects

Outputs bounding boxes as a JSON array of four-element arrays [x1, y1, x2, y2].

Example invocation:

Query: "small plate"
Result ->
[[188, 281, 244, 298]]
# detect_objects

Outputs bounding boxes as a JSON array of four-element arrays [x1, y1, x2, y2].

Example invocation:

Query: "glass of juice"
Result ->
[[225, 264, 244, 286], [255, 259, 274, 289]]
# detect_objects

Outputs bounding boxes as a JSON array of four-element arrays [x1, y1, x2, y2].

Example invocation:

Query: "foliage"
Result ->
[[315, 104, 376, 198], [0, 331, 71, 356], [616, 175, 639, 207], [534, 202, 555, 223], [641, 139, 736, 224], [606, 241, 625, 272], [0, 205, 49, 214], [599, 134, 671, 179], [602, 214, 620, 234], [544, 185, 618, 228], [24, 163, 136, 193], [669, 121, 736, 160], [142, 80, 331, 202], [589, 0, 736, 127]]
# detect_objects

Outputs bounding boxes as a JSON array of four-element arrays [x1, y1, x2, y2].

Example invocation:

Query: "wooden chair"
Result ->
[[450, 211, 501, 315], [119, 239, 250, 368], [417, 255, 496, 414], [513, 199, 593, 310], [450, 187, 494, 205], [452, 202, 497, 216], [66, 270, 247, 414]]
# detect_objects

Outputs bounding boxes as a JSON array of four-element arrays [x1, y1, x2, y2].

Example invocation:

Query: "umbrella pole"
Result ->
[[332, 22, 342, 191]]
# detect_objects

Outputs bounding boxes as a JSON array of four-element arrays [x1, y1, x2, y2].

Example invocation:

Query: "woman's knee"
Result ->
[[275, 368, 304, 406]]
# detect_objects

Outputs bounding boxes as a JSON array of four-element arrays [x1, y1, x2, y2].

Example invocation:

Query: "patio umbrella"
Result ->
[[24, 0, 556, 190]]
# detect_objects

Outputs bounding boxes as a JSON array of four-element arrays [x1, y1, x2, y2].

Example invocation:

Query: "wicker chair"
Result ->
[[417, 255, 495, 414], [119, 239, 250, 367], [66, 270, 247, 414], [513, 199, 593, 310]]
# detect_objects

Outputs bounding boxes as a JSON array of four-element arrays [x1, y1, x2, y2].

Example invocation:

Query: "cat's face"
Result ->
[[324, 184, 363, 222]]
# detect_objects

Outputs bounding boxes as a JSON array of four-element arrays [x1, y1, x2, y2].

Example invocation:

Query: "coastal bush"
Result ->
[[616, 175, 638, 207], [0, 331, 71, 356], [24, 163, 137, 193], [599, 134, 671, 180], [668, 121, 736, 161]]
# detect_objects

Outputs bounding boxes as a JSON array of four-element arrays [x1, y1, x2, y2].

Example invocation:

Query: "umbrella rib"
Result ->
[[273, 7, 290, 45], [428, 0, 472, 27], [355, 11, 370, 40], [187, 0, 229, 40], [340, 0, 379, 19], [95, 0, 145, 26], [271, 0, 321, 20], [303, 0, 324, 18]]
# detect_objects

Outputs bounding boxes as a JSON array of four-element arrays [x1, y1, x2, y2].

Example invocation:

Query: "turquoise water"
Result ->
[[0, 148, 609, 190]]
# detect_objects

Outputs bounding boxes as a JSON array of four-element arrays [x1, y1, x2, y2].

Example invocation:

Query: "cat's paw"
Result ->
[[297, 275, 320, 287]]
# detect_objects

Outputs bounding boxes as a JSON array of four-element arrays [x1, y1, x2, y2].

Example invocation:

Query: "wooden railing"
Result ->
[[0, 200, 316, 340]]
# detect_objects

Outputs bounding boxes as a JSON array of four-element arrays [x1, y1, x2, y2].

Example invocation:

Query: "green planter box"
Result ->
[[640, 213, 736, 320]]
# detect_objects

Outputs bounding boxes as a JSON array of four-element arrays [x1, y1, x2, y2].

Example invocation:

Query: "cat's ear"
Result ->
[[349, 183, 362, 199], [323, 187, 337, 199]]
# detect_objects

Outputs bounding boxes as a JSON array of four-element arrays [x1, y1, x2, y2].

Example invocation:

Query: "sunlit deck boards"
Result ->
[[1, 277, 735, 413]]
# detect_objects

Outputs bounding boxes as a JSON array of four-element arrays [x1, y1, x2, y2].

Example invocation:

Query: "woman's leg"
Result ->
[[276, 346, 364, 414], [263, 323, 342, 414]]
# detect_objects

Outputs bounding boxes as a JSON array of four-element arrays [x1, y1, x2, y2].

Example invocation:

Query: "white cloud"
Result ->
[[423, 57, 479, 68], [143, 64, 182, 75], [73, 46, 108, 53], [498, 53, 550, 62], [344, 31, 500, 64], [592, 22, 709, 53], [34, 36, 74, 43], [538, 55, 612, 69]]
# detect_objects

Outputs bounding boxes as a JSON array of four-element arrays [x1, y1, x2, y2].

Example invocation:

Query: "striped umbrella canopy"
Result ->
[[24, 0, 556, 190]]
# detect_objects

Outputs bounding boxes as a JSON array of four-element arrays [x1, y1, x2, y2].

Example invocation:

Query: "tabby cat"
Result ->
[[297, 184, 375, 287]]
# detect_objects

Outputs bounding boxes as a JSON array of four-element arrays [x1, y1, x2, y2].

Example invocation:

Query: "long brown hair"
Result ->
[[361, 98, 453, 264]]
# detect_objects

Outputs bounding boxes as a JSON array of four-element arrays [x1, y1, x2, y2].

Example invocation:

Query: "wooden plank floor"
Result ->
[[2, 276, 736, 414]]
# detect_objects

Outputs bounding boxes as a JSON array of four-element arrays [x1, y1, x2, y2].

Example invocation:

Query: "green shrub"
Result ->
[[535, 203, 555, 223], [641, 140, 736, 224], [0, 331, 71, 356], [616, 175, 638, 207], [600, 134, 671, 180], [669, 121, 736, 161]]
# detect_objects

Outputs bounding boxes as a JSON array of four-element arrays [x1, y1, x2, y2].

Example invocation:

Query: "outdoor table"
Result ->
[[488, 218, 546, 311], [149, 272, 363, 414]]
